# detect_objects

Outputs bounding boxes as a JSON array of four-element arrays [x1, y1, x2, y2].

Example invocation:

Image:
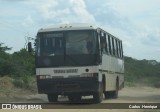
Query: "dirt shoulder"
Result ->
[[104, 86, 160, 103]]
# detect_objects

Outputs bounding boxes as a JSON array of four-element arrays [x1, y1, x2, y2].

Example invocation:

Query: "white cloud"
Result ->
[[108, 0, 160, 17], [123, 41, 132, 48], [69, 0, 86, 8], [69, 0, 95, 23], [140, 27, 160, 46], [22, 15, 34, 27], [1, 0, 160, 61], [26, 0, 96, 25], [88, 0, 160, 61], [35, 0, 59, 19]]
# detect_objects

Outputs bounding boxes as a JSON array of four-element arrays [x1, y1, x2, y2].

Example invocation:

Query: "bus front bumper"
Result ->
[[37, 77, 99, 95]]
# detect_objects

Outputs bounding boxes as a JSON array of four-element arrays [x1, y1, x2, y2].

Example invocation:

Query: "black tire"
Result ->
[[68, 95, 81, 103], [104, 92, 108, 99], [93, 83, 103, 103], [104, 91, 112, 99], [47, 94, 58, 102]]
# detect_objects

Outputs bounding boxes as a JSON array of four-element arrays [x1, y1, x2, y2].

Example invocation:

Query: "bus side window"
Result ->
[[119, 41, 122, 58], [118, 41, 121, 58], [114, 38, 117, 57], [108, 35, 112, 55], [100, 31, 106, 54], [111, 37, 115, 56], [112, 37, 116, 56], [105, 34, 109, 54], [120, 41, 123, 58], [116, 40, 120, 58]]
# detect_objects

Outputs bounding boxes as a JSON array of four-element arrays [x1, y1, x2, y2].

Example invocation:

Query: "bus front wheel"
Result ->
[[93, 83, 103, 103]]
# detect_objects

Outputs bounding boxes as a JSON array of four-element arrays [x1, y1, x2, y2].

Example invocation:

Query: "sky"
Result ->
[[0, 0, 160, 61]]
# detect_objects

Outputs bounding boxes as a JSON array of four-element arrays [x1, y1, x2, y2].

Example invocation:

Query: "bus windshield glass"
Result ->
[[66, 30, 96, 55], [36, 30, 98, 67], [37, 30, 96, 56], [38, 33, 64, 56]]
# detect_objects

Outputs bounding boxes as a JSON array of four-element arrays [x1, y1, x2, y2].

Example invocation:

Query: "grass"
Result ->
[[0, 75, 37, 101], [125, 81, 136, 87], [125, 75, 160, 88], [153, 82, 160, 88], [13, 75, 35, 88], [0, 76, 14, 97]]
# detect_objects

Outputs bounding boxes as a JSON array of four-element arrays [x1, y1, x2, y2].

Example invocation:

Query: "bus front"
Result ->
[[35, 28, 102, 102]]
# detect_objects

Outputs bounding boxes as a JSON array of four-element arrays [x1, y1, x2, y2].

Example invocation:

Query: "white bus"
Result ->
[[33, 24, 124, 103]]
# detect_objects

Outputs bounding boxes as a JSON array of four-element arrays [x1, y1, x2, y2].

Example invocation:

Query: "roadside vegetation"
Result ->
[[125, 56, 160, 88], [0, 43, 160, 99], [0, 43, 36, 100]]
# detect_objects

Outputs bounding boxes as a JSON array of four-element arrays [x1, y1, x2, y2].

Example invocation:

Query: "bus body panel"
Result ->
[[99, 53, 124, 91]]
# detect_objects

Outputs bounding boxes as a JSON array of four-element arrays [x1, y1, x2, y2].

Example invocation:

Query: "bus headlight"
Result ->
[[80, 73, 98, 78], [37, 75, 51, 79]]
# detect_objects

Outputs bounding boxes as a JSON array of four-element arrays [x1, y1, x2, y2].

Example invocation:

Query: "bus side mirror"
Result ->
[[28, 42, 32, 53]]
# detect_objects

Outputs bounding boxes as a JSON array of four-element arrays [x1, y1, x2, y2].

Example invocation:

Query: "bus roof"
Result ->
[[37, 23, 121, 41], [38, 23, 97, 32]]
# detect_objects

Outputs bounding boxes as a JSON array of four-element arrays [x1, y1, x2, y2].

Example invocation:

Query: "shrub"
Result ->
[[0, 76, 14, 97], [0, 76, 14, 89], [12, 74, 34, 89], [153, 82, 160, 88]]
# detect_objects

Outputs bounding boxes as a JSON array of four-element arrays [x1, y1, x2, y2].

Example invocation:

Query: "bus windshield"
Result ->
[[37, 30, 96, 56], [36, 30, 98, 67]]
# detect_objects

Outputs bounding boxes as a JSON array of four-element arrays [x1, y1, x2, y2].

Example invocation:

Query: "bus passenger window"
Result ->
[[100, 32, 106, 54], [113, 39, 117, 57], [112, 37, 115, 56], [120, 41, 123, 58], [119, 41, 122, 58], [116, 40, 120, 58], [110, 36, 113, 55], [108, 35, 112, 55], [105, 34, 109, 54]]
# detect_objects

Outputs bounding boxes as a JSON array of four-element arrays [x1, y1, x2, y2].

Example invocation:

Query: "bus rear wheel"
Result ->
[[47, 94, 58, 102]]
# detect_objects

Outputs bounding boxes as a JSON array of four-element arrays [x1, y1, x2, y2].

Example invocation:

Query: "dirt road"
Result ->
[[13, 86, 159, 103], [1, 87, 160, 112]]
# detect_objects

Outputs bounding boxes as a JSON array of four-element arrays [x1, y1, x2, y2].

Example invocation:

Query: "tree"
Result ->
[[0, 43, 14, 76], [12, 48, 35, 76], [0, 43, 12, 52]]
